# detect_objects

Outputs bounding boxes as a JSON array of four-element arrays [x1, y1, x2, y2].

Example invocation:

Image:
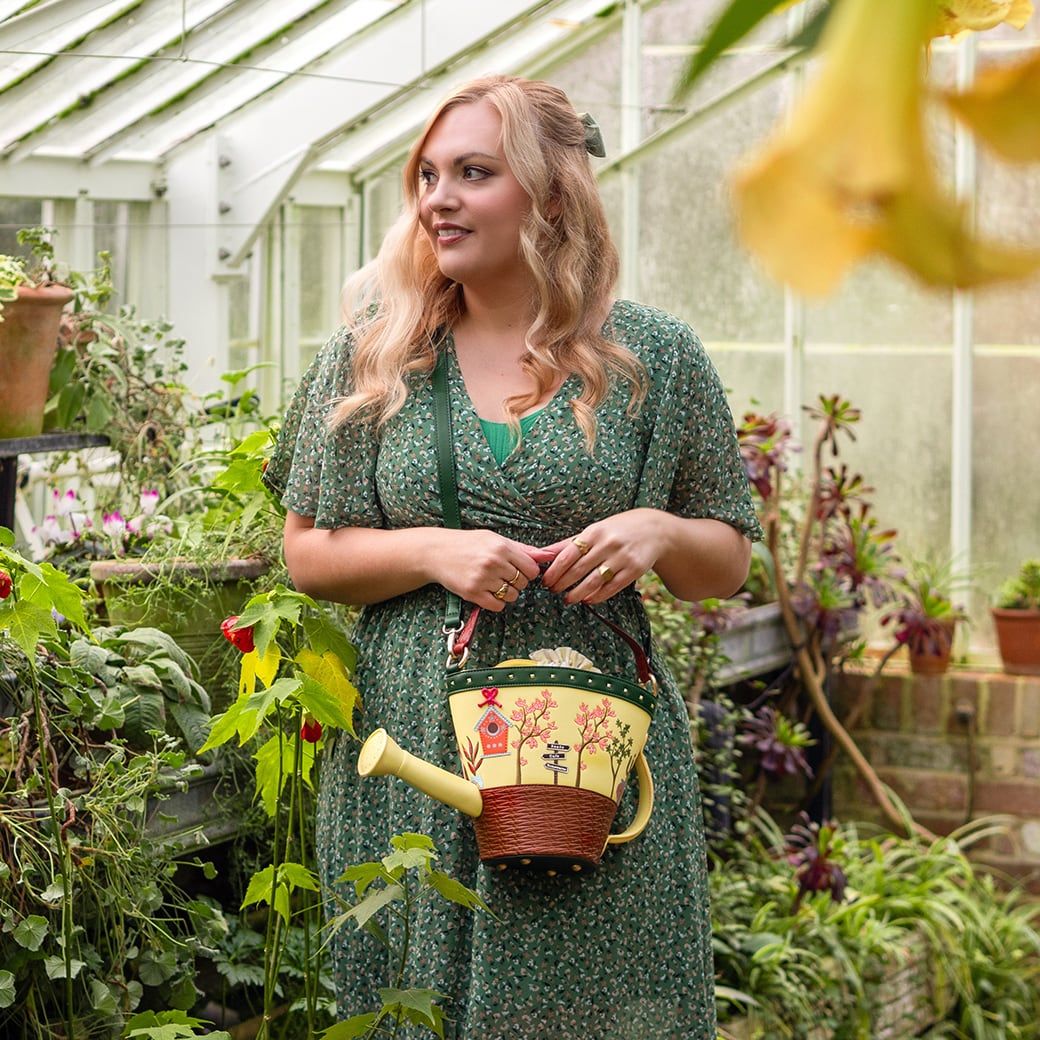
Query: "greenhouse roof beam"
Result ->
[[2, 0, 363, 164], [199, 0, 610, 267], [0, 0, 233, 158], [87, 1, 407, 166], [322, 0, 644, 184], [0, 155, 157, 200], [0, 0, 144, 92]]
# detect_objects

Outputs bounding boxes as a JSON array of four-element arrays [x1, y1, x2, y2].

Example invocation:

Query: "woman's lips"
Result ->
[[435, 227, 471, 245]]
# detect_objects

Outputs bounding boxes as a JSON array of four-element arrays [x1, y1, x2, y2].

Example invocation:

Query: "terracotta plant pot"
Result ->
[[0, 283, 74, 439], [908, 620, 956, 676], [991, 608, 1040, 676]]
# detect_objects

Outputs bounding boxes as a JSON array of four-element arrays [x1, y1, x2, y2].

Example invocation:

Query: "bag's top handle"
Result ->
[[431, 349, 655, 685]]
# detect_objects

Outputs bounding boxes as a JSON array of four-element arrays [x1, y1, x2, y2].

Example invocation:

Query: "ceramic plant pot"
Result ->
[[908, 620, 956, 676], [0, 283, 73, 439], [991, 608, 1040, 676], [89, 557, 270, 708]]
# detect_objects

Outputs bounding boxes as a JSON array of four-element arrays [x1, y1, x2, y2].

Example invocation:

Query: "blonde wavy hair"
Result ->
[[333, 74, 646, 450]]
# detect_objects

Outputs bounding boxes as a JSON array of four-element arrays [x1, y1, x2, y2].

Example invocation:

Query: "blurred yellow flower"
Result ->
[[944, 50, 1040, 161], [933, 0, 1033, 37], [733, 0, 1040, 295]]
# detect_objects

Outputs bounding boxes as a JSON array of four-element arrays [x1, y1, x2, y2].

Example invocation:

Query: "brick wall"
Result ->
[[831, 664, 1040, 887]]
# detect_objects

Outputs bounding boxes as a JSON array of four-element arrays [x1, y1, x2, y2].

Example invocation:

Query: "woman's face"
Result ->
[[417, 100, 533, 292]]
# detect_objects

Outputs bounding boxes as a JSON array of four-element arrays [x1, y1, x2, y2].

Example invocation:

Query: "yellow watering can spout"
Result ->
[[357, 728, 483, 819]]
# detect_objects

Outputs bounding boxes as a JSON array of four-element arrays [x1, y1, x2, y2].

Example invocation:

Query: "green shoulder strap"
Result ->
[[432, 350, 463, 632]]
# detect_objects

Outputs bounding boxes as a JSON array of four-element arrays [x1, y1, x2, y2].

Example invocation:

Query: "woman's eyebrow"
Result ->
[[419, 151, 501, 167]]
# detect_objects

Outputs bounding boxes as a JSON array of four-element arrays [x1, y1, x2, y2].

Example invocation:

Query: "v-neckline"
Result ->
[[443, 331, 578, 467]]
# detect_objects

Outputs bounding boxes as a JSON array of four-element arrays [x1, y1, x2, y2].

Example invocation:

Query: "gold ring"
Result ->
[[493, 582, 511, 601], [572, 537, 591, 556], [506, 566, 523, 589], [598, 564, 615, 583]]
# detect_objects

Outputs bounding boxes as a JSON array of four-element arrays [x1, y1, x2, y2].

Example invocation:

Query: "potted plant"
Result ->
[[882, 556, 969, 675], [991, 558, 1040, 675], [0, 227, 73, 439]]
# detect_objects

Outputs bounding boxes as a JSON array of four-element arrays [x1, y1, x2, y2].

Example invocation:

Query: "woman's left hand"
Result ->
[[539, 508, 670, 605]]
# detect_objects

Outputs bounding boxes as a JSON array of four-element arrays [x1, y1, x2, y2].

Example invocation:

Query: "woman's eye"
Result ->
[[419, 169, 436, 185], [463, 166, 490, 181]]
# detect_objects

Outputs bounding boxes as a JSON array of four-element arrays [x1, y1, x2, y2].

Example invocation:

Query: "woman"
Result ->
[[264, 75, 761, 1040]]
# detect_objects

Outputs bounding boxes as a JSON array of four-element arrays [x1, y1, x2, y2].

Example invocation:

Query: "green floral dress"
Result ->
[[264, 300, 761, 1040]]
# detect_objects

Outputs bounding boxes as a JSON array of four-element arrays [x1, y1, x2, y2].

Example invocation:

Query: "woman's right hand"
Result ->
[[425, 528, 553, 611]]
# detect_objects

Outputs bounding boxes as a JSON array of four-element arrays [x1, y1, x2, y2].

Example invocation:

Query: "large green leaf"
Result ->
[[675, 0, 833, 98], [302, 614, 358, 674], [425, 870, 492, 914], [341, 883, 405, 930], [121, 686, 166, 745], [676, 0, 789, 97], [296, 671, 358, 737], [118, 627, 196, 676], [70, 638, 112, 675], [240, 862, 316, 924], [197, 697, 246, 754], [44, 955, 85, 980], [20, 562, 88, 629], [167, 701, 212, 753], [13, 915, 48, 951], [378, 989, 446, 1039], [0, 599, 55, 657], [321, 1013, 380, 1039], [0, 970, 15, 1009]]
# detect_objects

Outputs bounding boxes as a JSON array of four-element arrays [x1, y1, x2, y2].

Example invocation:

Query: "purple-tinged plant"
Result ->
[[737, 411, 797, 501], [815, 464, 874, 522], [689, 594, 751, 636], [784, 813, 847, 910], [880, 557, 969, 656], [790, 570, 858, 642], [804, 394, 862, 457], [740, 706, 814, 779], [817, 510, 901, 609]]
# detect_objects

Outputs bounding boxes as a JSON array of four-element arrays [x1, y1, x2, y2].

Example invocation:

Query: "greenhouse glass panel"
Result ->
[[299, 205, 347, 368], [633, 80, 786, 413], [0, 198, 41, 255]]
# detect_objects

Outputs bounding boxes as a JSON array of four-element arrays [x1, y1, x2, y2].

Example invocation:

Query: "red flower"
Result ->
[[220, 615, 255, 653], [300, 715, 323, 743], [0, 570, 11, 599]]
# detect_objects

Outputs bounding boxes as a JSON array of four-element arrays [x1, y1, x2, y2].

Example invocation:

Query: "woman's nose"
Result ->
[[427, 175, 458, 211]]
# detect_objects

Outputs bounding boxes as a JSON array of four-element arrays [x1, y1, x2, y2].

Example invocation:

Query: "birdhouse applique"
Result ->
[[474, 705, 511, 757]]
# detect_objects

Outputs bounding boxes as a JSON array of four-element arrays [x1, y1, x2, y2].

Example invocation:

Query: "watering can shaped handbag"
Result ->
[[358, 600, 658, 873], [357, 350, 658, 874]]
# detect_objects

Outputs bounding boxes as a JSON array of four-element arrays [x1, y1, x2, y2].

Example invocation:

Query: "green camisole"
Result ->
[[477, 410, 544, 464]]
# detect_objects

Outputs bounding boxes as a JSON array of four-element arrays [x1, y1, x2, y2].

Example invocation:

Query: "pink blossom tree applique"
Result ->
[[510, 690, 558, 785], [572, 697, 617, 789]]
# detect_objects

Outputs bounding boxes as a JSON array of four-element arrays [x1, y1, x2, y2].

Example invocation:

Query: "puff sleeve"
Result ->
[[262, 328, 385, 531], [633, 313, 762, 541]]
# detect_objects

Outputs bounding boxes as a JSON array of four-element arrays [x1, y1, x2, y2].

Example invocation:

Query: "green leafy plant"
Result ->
[[198, 585, 360, 1040], [882, 554, 970, 659], [0, 226, 62, 319], [712, 810, 1040, 1039], [122, 1009, 231, 1039], [0, 531, 230, 1039], [996, 558, 1040, 611], [738, 395, 932, 838], [324, 833, 494, 1039]]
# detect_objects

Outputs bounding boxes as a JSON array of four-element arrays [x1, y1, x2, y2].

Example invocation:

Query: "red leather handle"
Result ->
[[449, 601, 653, 685]]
